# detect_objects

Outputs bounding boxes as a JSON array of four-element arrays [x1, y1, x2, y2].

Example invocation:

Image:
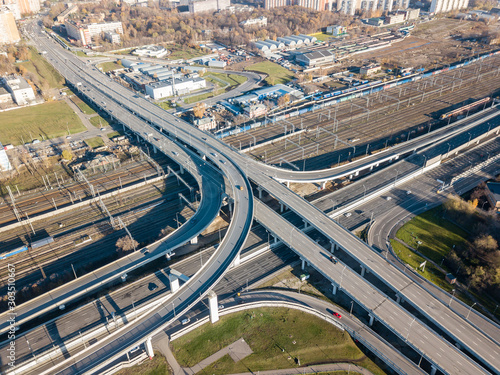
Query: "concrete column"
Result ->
[[190, 236, 198, 245], [321, 181, 326, 189], [257, 187, 263, 199], [286, 181, 290, 188], [169, 274, 180, 292], [301, 258, 306, 270], [360, 266, 366, 277], [455, 342, 461, 350], [430, 365, 437, 375], [303, 220, 308, 228], [396, 295, 401, 304], [274, 236, 278, 244], [153, 145, 157, 153], [355, 171, 359, 176], [136, 134, 140, 142], [145, 337, 154, 359], [202, 155, 206, 160], [180, 165, 184, 174], [208, 291, 219, 323], [370, 166, 373, 171], [368, 314, 375, 327], [332, 283, 337, 295], [280, 203, 284, 213], [330, 242, 336, 253], [233, 252, 240, 267]]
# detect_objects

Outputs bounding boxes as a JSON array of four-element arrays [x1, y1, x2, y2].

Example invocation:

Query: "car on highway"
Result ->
[[218, 304, 224, 310], [148, 283, 158, 291], [333, 312, 341, 319], [66, 136, 71, 139], [220, 160, 226, 164], [181, 318, 190, 325], [172, 151, 178, 156], [385, 196, 392, 201], [344, 212, 352, 217], [406, 190, 412, 195], [100, 127, 106, 131], [211, 152, 217, 157], [330, 256, 338, 264]]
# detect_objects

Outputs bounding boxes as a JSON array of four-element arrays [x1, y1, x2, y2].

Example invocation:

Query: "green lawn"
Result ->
[[172, 307, 385, 375], [167, 45, 208, 60], [71, 95, 96, 115], [310, 32, 335, 42], [107, 130, 124, 139], [205, 73, 248, 89], [245, 61, 295, 85], [0, 101, 85, 145], [85, 137, 105, 149], [114, 351, 170, 375], [395, 207, 468, 264], [184, 92, 214, 104], [17, 47, 65, 89], [390, 240, 454, 292], [98, 61, 122, 72], [156, 101, 173, 110], [89, 115, 110, 128]]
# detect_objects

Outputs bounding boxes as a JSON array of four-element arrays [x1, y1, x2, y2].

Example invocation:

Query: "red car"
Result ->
[[333, 312, 342, 319]]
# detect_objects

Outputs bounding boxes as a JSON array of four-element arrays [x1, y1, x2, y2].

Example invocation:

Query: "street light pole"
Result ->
[[466, 302, 477, 319]]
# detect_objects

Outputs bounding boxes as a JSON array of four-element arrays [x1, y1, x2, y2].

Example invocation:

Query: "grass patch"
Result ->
[[184, 92, 214, 104], [114, 351, 170, 375], [245, 61, 295, 85], [17, 47, 65, 89], [107, 130, 124, 139], [84, 137, 105, 149], [0, 101, 85, 145], [97, 61, 122, 72], [172, 307, 385, 375], [89, 115, 110, 128], [395, 207, 468, 264], [390, 240, 453, 292], [156, 101, 173, 110], [74, 51, 87, 57], [205, 72, 247, 90], [71, 95, 97, 115], [167, 44, 208, 60], [310, 32, 336, 42]]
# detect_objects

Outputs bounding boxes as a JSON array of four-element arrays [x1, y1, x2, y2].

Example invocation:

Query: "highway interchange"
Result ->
[[4, 19, 500, 375]]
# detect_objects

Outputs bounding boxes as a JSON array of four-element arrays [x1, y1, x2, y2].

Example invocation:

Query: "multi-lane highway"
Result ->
[[10, 20, 500, 375]]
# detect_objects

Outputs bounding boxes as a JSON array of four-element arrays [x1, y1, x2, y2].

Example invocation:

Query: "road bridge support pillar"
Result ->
[[208, 291, 219, 323], [321, 181, 326, 190], [368, 314, 375, 327], [303, 220, 309, 229], [330, 242, 336, 253], [153, 145, 157, 154], [280, 203, 286, 213], [360, 266, 367, 277], [145, 337, 154, 359], [331, 283, 338, 295], [233, 252, 240, 267], [190, 236, 198, 245], [286, 181, 290, 188], [430, 365, 437, 375], [396, 295, 401, 304], [169, 274, 180, 292], [301, 258, 308, 270], [273, 236, 278, 244], [179, 165, 184, 174], [257, 187, 263, 199]]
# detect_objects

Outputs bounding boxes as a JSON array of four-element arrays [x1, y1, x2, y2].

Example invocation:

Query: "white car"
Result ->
[[406, 190, 412, 195], [344, 212, 352, 217], [181, 318, 190, 325], [218, 304, 224, 310]]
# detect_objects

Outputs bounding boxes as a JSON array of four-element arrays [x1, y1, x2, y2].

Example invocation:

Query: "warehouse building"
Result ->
[[145, 77, 206, 99], [295, 49, 335, 66], [1, 75, 35, 105]]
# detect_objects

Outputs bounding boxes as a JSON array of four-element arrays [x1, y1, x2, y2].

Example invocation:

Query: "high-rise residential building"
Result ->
[[430, 0, 469, 13], [265, 0, 330, 10], [0, 7, 20, 44], [65, 20, 123, 46], [337, 0, 399, 14], [17, 0, 40, 14], [185, 0, 230, 13], [1, 0, 20, 19]]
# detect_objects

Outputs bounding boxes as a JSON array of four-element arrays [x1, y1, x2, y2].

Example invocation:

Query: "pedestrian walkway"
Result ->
[[228, 363, 373, 375]]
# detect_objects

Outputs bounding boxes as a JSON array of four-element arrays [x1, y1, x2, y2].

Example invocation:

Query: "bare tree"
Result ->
[[116, 236, 138, 253]]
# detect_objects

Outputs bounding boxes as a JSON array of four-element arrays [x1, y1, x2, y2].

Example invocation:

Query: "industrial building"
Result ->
[[327, 25, 347, 36], [240, 16, 267, 27], [145, 77, 207, 99], [360, 63, 382, 76], [104, 31, 121, 44], [430, 0, 468, 14], [55, 3, 78, 23], [485, 182, 500, 212], [1, 75, 35, 105], [295, 49, 335, 66], [0, 7, 20, 44], [0, 141, 12, 172], [244, 103, 267, 118], [133, 45, 169, 58], [193, 116, 217, 131]]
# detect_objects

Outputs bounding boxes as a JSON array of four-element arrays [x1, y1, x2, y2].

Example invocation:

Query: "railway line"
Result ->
[[224, 56, 500, 169], [0, 157, 167, 227], [0, 175, 197, 301]]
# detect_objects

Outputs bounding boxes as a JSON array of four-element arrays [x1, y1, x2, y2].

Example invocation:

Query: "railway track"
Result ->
[[223, 56, 500, 169], [0, 178, 198, 305], [0, 157, 169, 226]]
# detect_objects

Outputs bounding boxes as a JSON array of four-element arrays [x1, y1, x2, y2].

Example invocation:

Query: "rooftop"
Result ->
[[487, 182, 500, 202]]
